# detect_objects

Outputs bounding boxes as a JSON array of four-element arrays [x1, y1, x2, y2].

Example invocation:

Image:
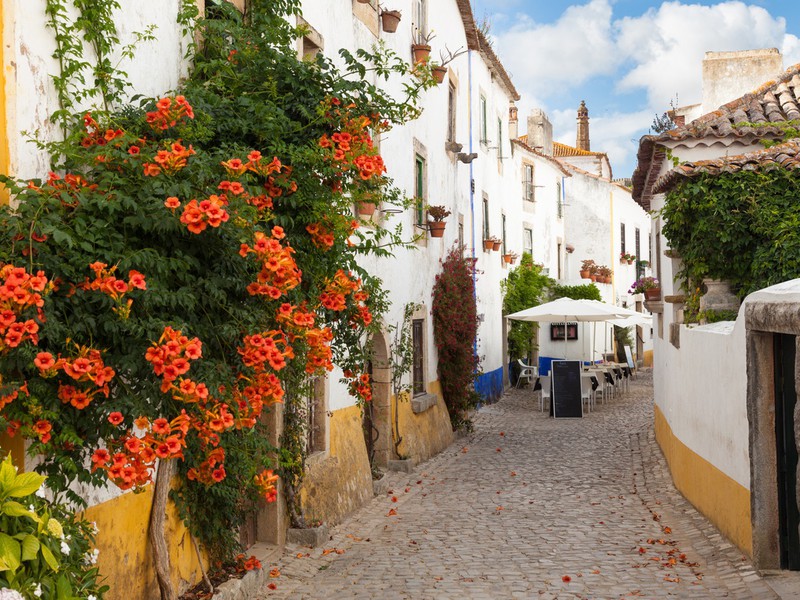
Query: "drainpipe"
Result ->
[[468, 49, 479, 388]]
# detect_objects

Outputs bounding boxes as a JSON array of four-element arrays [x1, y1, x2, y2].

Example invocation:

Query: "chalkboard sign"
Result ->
[[551, 360, 583, 418], [624, 345, 635, 371]]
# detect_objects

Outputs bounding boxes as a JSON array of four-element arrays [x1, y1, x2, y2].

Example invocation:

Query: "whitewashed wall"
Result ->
[[7, 0, 188, 179]]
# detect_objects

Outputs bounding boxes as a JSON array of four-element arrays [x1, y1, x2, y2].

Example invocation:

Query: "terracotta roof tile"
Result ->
[[511, 138, 572, 177], [652, 139, 800, 195], [552, 141, 608, 158], [633, 63, 800, 206]]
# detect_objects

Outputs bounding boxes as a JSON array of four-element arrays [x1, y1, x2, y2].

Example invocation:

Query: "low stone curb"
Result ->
[[212, 543, 281, 600]]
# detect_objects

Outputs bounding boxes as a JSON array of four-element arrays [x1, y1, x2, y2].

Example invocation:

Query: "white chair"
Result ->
[[515, 359, 538, 389], [580, 373, 596, 413], [539, 375, 551, 412]]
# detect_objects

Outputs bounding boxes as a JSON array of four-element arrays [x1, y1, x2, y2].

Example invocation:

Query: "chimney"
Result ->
[[526, 108, 553, 155], [509, 104, 518, 140], [702, 49, 782, 113], [576, 100, 590, 151]]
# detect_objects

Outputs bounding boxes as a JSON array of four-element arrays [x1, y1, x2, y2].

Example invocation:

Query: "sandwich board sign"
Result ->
[[550, 360, 583, 418], [624, 345, 635, 371]]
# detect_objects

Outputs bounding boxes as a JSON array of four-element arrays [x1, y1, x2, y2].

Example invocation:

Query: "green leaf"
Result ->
[[0, 454, 16, 492], [56, 572, 73, 599], [20, 534, 39, 561], [2, 500, 40, 522], [7, 472, 46, 498], [0, 532, 21, 573], [40, 542, 59, 571]]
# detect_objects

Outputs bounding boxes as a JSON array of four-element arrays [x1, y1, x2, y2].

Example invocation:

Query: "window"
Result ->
[[523, 164, 535, 201], [497, 117, 503, 158], [635, 227, 641, 260], [412, 0, 427, 40], [482, 196, 490, 241], [635, 227, 643, 278], [524, 228, 533, 255], [556, 181, 563, 219], [305, 376, 327, 454], [502, 214, 507, 255], [447, 83, 456, 143], [412, 319, 425, 395], [415, 154, 425, 225], [557, 242, 562, 279], [480, 96, 488, 144], [620, 223, 626, 255], [458, 221, 464, 255]]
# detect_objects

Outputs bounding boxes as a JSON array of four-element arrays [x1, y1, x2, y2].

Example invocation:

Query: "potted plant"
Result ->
[[380, 9, 401, 32], [629, 276, 661, 301], [580, 259, 595, 279], [491, 236, 502, 251], [503, 251, 518, 264], [411, 29, 435, 63], [426, 204, 451, 238], [620, 252, 634, 264], [430, 63, 448, 84], [597, 265, 612, 283], [356, 194, 379, 217], [638, 259, 649, 269], [483, 237, 494, 251]]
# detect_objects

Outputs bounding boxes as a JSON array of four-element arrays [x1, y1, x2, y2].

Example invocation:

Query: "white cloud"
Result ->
[[616, 1, 792, 108], [491, 0, 620, 92], [486, 0, 800, 176]]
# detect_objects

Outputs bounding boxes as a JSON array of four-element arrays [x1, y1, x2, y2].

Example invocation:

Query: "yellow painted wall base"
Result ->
[[654, 405, 752, 556], [82, 483, 204, 599], [300, 404, 373, 525], [395, 382, 454, 465], [644, 349, 653, 367]]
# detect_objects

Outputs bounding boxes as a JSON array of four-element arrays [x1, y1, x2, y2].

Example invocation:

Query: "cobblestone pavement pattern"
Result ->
[[258, 372, 781, 599]]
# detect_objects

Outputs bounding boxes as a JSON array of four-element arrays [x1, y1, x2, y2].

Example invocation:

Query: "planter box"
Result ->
[[287, 523, 329, 548]]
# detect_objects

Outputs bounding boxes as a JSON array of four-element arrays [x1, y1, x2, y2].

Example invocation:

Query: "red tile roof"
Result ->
[[652, 139, 800, 195], [632, 63, 800, 208], [552, 141, 608, 158]]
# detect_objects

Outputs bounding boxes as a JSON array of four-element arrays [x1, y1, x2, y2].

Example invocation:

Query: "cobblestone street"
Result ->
[[257, 372, 786, 599]]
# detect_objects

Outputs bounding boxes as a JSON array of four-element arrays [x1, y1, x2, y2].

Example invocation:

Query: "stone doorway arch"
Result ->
[[364, 328, 392, 468]]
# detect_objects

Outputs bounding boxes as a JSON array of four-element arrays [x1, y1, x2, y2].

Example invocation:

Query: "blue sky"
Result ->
[[470, 0, 800, 178]]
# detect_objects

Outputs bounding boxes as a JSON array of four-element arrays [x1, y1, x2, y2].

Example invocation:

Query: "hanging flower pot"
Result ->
[[432, 65, 447, 84], [502, 253, 513, 264], [428, 221, 446, 238], [411, 44, 431, 64], [483, 239, 494, 251], [380, 10, 401, 33], [356, 0, 372, 3], [356, 200, 377, 216], [492, 240, 502, 252]]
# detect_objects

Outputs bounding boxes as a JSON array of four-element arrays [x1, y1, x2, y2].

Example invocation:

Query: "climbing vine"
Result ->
[[500, 253, 552, 361], [662, 169, 800, 313], [2, 0, 437, 597], [431, 246, 481, 431]]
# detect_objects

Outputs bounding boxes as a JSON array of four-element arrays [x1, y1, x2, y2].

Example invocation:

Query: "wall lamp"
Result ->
[[457, 152, 478, 164]]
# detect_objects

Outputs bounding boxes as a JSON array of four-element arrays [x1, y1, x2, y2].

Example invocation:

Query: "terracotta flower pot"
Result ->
[[644, 288, 661, 301], [380, 10, 401, 33], [411, 44, 431, 64], [590, 275, 597, 282], [428, 221, 446, 238], [627, 259, 634, 265], [483, 239, 494, 251], [503, 254, 513, 264], [492, 241, 502, 251], [432, 65, 447, 84], [356, 201, 377, 216], [579, 269, 590, 279]]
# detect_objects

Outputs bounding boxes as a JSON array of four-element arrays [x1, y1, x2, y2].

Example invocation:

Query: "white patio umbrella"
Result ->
[[581, 301, 652, 359], [507, 298, 629, 360]]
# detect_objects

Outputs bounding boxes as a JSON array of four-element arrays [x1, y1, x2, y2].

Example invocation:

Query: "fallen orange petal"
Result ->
[[562, 575, 571, 582], [269, 568, 280, 578], [267, 583, 277, 590], [387, 508, 397, 516]]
